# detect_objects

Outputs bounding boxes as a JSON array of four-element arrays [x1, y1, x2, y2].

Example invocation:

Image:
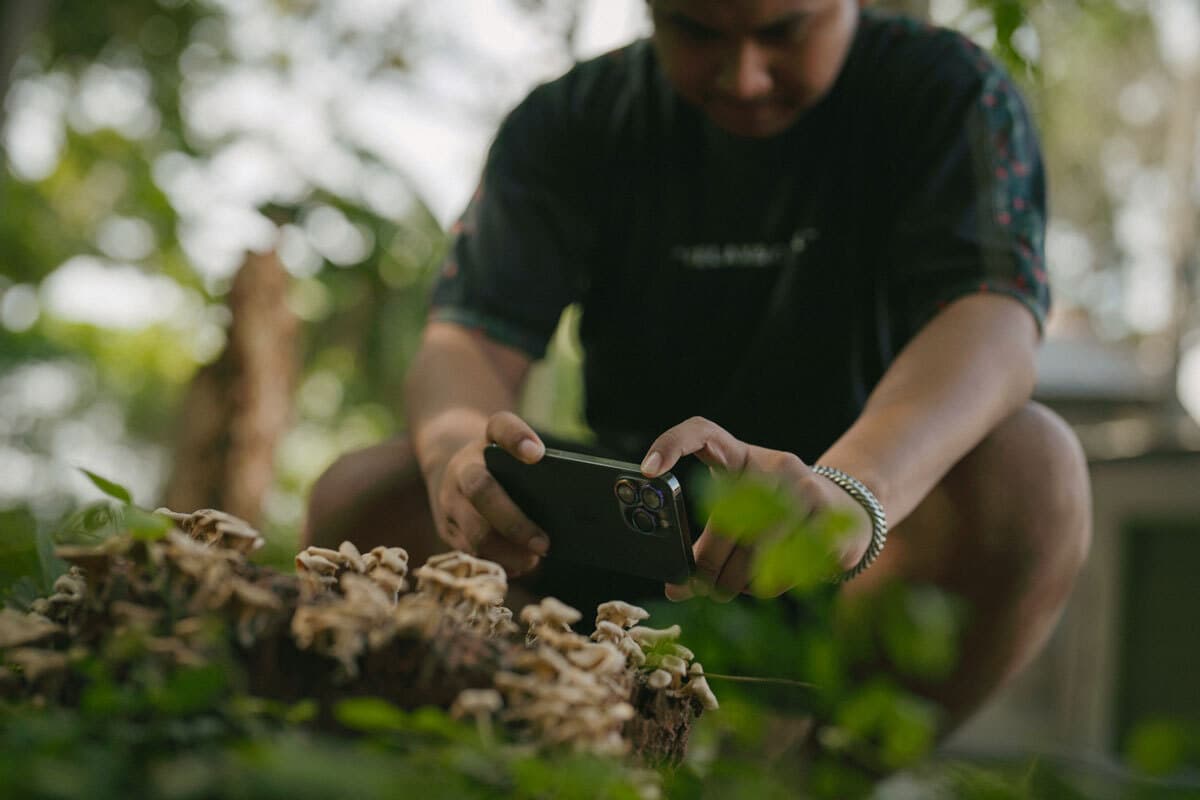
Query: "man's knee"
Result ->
[[303, 436, 431, 551], [947, 402, 1092, 589]]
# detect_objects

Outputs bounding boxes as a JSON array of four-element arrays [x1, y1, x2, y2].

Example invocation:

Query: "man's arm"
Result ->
[[642, 292, 1038, 595], [817, 292, 1038, 534], [406, 320, 532, 475], [405, 320, 551, 573]]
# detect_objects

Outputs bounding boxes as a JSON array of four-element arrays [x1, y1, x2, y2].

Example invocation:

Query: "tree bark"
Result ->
[[164, 249, 298, 524]]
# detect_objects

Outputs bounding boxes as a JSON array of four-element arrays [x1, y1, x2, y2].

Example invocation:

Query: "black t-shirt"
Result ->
[[430, 10, 1050, 463]]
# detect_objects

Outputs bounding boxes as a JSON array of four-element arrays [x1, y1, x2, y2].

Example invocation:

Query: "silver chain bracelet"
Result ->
[[811, 465, 888, 582]]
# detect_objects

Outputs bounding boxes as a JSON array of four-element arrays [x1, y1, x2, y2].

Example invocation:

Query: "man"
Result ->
[[307, 0, 1091, 733]]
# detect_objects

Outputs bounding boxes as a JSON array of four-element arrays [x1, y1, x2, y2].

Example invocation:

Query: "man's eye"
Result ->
[[758, 18, 809, 44], [672, 19, 720, 42]]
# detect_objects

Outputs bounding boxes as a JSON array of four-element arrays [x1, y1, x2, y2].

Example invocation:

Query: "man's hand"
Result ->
[[424, 411, 551, 577], [640, 417, 873, 601]]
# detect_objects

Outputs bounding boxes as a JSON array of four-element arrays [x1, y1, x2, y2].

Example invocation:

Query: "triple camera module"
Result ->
[[614, 477, 666, 534]]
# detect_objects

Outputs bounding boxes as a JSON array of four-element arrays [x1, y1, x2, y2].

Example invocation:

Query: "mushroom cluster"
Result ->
[[491, 596, 636, 758], [413, 551, 516, 638], [291, 546, 517, 677], [156, 507, 265, 554], [627, 623, 718, 712], [295, 541, 410, 601], [2, 508, 292, 703], [291, 572, 400, 677], [4, 500, 714, 765]]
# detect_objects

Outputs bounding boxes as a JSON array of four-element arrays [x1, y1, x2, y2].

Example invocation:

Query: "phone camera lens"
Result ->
[[639, 484, 664, 510], [630, 508, 656, 534], [615, 478, 638, 505]]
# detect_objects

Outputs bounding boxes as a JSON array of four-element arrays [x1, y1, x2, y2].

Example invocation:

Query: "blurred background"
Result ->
[[0, 0, 1197, 778]]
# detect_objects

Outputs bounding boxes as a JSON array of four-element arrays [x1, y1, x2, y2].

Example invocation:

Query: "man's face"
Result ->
[[649, 0, 860, 138]]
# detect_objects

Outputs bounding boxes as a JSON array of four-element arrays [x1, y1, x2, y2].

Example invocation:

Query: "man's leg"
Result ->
[[836, 402, 1092, 732]]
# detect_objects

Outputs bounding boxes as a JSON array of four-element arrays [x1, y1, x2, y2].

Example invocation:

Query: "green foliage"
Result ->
[[1125, 718, 1200, 777], [696, 473, 848, 594], [79, 468, 133, 503]]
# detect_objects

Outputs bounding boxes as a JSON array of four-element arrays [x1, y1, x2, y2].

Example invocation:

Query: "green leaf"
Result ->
[[749, 511, 850, 596], [334, 697, 408, 733], [284, 699, 318, 725], [699, 475, 795, 542], [878, 584, 965, 682], [150, 665, 229, 716], [1125, 718, 1190, 776], [78, 468, 133, 504], [124, 506, 172, 542]]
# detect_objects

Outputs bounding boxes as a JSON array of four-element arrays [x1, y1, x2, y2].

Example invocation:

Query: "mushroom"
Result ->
[[568, 642, 627, 676], [4, 647, 69, 682], [658, 654, 689, 686], [668, 643, 695, 661], [0, 610, 60, 649], [110, 601, 162, 631], [157, 508, 264, 553], [450, 688, 503, 741], [336, 541, 365, 573], [589, 620, 646, 668], [230, 578, 284, 647], [368, 546, 409, 576], [682, 662, 719, 711], [485, 606, 519, 638], [595, 600, 649, 630], [646, 669, 672, 689], [627, 624, 681, 648]]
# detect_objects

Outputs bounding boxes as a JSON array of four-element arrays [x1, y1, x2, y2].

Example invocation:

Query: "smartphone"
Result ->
[[484, 444, 695, 584]]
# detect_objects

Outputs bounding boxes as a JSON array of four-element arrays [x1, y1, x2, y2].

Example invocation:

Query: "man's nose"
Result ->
[[715, 41, 773, 100]]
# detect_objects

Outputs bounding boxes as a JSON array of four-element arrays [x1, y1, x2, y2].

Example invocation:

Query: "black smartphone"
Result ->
[[484, 444, 695, 584]]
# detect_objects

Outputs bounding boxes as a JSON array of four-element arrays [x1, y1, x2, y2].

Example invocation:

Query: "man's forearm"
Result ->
[[818, 294, 1039, 527], [405, 321, 533, 477]]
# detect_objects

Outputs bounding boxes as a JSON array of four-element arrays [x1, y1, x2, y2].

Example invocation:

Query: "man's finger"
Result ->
[[691, 526, 738, 588], [640, 416, 747, 477], [458, 461, 550, 555], [713, 546, 753, 601], [442, 497, 490, 553], [486, 411, 544, 464], [477, 534, 541, 577]]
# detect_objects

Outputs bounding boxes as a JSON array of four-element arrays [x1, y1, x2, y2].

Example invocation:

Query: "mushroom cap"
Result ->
[[659, 654, 688, 677], [669, 643, 695, 662], [296, 551, 340, 575], [590, 620, 626, 643], [0, 609, 61, 649], [568, 642, 626, 674], [627, 624, 681, 646], [231, 578, 283, 610], [595, 600, 650, 628], [683, 674, 720, 711], [461, 576, 506, 607], [450, 688, 503, 718], [369, 546, 410, 574], [535, 597, 582, 626], [646, 669, 672, 689], [337, 541, 365, 572]]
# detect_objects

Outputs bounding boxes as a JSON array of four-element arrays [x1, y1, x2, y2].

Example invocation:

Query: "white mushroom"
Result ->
[[595, 600, 649, 629], [450, 688, 503, 741], [646, 669, 672, 689], [531, 597, 582, 629], [337, 541, 365, 573], [0, 609, 61, 649], [568, 642, 627, 676], [682, 672, 719, 711], [627, 624, 681, 648]]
